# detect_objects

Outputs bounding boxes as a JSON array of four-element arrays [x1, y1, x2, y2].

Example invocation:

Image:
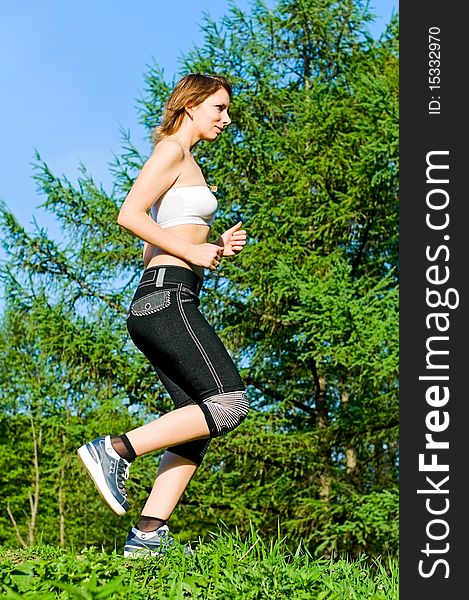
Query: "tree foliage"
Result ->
[[0, 0, 398, 558]]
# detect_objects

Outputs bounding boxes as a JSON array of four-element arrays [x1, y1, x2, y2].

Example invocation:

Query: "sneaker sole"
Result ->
[[77, 444, 127, 516], [123, 548, 164, 558]]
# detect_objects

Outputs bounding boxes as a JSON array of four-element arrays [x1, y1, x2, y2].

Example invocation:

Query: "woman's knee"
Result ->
[[200, 390, 249, 437]]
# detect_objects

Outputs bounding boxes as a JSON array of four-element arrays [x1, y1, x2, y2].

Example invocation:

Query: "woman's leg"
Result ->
[[122, 450, 201, 558], [125, 404, 209, 456], [77, 376, 210, 520], [129, 372, 210, 528], [79, 267, 247, 529], [140, 451, 198, 520]]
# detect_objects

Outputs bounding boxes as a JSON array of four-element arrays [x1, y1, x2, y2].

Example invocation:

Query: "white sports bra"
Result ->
[[151, 185, 218, 229]]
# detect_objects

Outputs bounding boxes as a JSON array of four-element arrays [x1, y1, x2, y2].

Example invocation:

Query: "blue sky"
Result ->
[[0, 0, 398, 240]]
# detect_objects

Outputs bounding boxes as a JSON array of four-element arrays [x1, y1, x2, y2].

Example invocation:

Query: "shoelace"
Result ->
[[158, 530, 174, 550], [153, 527, 174, 548], [117, 461, 130, 496]]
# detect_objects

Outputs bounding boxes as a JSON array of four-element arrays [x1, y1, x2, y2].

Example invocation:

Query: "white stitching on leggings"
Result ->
[[175, 285, 223, 393]]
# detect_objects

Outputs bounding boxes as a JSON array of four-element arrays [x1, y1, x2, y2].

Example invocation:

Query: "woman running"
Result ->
[[77, 73, 248, 557]]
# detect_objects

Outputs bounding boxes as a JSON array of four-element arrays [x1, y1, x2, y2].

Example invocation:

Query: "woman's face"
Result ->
[[189, 87, 231, 141]]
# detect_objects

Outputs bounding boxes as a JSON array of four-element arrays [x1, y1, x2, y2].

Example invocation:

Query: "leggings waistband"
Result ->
[[139, 265, 203, 295]]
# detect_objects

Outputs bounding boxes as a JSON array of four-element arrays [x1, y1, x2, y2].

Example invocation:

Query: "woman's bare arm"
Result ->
[[118, 140, 188, 257]]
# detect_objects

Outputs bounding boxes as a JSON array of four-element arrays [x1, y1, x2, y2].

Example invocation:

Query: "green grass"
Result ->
[[0, 527, 398, 599]]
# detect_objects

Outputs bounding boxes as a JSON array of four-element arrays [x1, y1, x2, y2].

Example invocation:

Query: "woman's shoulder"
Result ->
[[146, 137, 186, 173], [153, 137, 185, 160]]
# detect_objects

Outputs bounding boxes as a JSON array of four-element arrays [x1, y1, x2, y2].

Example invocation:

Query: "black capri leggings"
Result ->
[[126, 265, 248, 465]]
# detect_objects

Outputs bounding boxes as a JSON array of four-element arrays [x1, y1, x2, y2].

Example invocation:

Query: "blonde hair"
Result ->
[[152, 73, 232, 145]]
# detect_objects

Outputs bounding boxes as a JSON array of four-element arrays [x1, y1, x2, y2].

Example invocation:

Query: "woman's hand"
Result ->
[[185, 243, 224, 270], [217, 221, 247, 257]]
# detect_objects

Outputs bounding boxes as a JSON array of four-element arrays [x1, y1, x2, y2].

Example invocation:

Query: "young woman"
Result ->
[[77, 73, 249, 557]]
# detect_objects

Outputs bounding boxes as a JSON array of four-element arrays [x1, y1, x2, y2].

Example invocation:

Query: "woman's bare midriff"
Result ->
[[145, 223, 211, 280]]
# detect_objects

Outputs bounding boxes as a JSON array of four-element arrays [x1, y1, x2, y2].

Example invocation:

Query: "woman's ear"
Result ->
[[185, 105, 194, 119]]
